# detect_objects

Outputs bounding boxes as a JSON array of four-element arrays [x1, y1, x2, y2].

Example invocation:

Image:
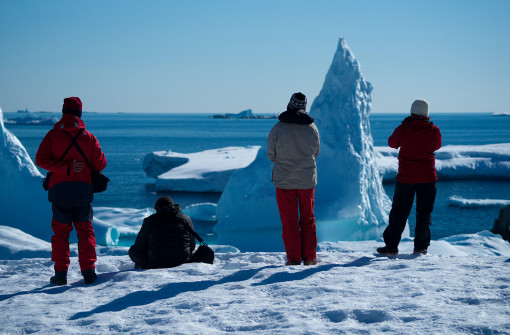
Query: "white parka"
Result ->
[[267, 113, 320, 189]]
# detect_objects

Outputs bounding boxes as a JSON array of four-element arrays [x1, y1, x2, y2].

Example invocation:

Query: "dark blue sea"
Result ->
[[5, 112, 510, 241]]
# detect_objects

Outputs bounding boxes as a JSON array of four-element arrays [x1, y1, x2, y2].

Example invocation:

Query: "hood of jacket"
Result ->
[[402, 115, 434, 130], [278, 110, 314, 125], [53, 114, 86, 132], [155, 204, 182, 217]]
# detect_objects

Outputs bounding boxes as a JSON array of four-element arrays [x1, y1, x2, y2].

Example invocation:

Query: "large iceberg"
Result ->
[[144, 146, 260, 192], [0, 107, 118, 245], [214, 38, 392, 251]]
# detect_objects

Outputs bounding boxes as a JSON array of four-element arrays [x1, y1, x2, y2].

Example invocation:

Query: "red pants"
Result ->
[[51, 204, 96, 272], [276, 187, 317, 262]]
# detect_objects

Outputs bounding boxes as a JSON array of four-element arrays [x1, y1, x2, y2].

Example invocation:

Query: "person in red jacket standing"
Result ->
[[36, 97, 107, 285], [377, 99, 442, 256]]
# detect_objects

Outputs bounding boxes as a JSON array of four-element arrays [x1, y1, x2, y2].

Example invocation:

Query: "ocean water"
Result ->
[[5, 112, 510, 242]]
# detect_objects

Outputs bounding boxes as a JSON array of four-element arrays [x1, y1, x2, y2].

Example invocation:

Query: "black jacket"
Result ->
[[129, 204, 196, 269]]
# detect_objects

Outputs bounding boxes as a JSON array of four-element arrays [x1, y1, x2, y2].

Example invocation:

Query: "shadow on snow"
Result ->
[[70, 256, 374, 320]]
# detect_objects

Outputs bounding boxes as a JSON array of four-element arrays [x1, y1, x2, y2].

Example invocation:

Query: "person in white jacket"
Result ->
[[267, 92, 320, 266]]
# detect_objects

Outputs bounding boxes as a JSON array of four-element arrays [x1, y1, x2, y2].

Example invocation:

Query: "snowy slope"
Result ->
[[0, 231, 509, 334]]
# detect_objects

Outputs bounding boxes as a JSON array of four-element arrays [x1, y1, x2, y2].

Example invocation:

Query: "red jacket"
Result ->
[[36, 114, 107, 205], [388, 115, 442, 184]]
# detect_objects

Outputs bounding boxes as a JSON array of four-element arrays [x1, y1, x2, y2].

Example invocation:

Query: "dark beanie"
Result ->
[[287, 92, 307, 112], [154, 196, 174, 212], [62, 97, 83, 118]]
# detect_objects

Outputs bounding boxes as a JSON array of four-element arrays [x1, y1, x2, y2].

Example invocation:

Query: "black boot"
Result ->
[[82, 269, 97, 284], [376, 246, 399, 256], [50, 270, 67, 285]]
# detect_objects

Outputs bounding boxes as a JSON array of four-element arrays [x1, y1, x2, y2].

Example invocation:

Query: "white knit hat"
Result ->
[[410, 99, 429, 117]]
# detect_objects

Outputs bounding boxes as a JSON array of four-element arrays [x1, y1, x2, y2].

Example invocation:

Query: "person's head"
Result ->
[[287, 92, 307, 113], [154, 196, 174, 212], [410, 99, 429, 117], [62, 97, 82, 118]]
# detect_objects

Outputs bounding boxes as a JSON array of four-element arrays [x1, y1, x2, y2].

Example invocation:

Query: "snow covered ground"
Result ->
[[1, 228, 509, 334]]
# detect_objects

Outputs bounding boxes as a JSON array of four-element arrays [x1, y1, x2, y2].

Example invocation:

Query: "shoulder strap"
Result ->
[[63, 130, 93, 169], [180, 220, 206, 245], [57, 129, 84, 161]]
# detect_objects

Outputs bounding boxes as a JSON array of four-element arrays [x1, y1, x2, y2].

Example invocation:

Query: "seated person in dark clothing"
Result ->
[[129, 196, 196, 269]]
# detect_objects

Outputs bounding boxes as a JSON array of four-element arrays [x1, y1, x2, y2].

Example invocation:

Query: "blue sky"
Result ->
[[0, 0, 509, 114]]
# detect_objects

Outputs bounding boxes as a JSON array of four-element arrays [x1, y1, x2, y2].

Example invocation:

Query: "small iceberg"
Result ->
[[493, 112, 510, 116], [448, 196, 510, 208], [3, 111, 58, 125], [143, 146, 260, 192], [212, 109, 276, 119]]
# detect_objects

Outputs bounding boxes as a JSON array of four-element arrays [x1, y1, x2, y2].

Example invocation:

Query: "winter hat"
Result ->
[[154, 196, 174, 212], [62, 97, 83, 118], [410, 99, 429, 117], [287, 92, 307, 112]]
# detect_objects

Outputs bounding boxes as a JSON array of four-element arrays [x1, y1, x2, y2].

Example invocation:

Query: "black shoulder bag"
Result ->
[[182, 224, 215, 264], [63, 131, 110, 193], [42, 129, 84, 191]]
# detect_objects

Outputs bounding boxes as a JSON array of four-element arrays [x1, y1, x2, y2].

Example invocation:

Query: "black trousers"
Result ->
[[383, 181, 437, 250]]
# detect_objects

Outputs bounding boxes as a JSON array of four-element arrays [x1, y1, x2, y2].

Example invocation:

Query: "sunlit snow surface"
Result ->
[[0, 226, 509, 334]]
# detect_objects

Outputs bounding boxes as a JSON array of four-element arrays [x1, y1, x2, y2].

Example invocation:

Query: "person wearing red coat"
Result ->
[[36, 97, 107, 285], [377, 99, 442, 256]]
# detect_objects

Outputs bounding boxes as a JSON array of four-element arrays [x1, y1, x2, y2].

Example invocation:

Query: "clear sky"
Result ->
[[1, 0, 509, 114]]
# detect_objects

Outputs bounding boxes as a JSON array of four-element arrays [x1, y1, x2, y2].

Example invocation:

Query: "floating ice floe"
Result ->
[[183, 202, 217, 221], [376, 143, 510, 182], [3, 113, 59, 125], [143, 146, 260, 192], [144, 142, 510, 195], [448, 196, 510, 208]]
